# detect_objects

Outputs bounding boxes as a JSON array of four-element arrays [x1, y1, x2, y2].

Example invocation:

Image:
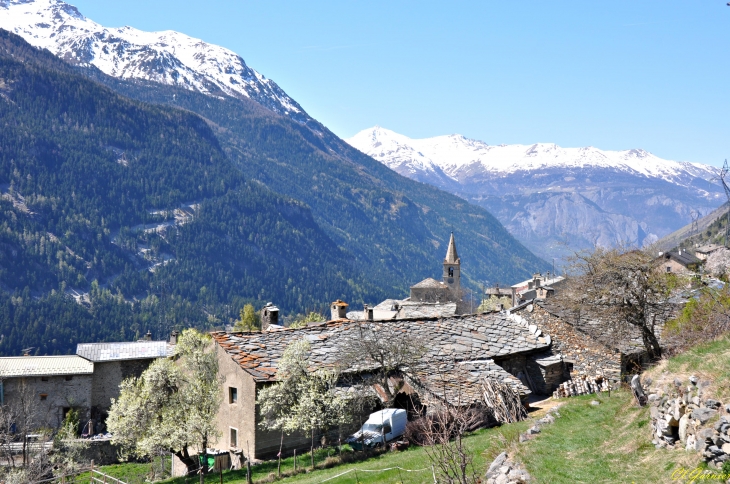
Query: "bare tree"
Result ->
[[410, 369, 486, 484], [0, 381, 54, 483], [564, 247, 678, 359], [336, 323, 427, 407]]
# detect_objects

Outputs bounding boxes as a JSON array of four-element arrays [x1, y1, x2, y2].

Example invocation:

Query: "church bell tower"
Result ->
[[443, 232, 461, 298]]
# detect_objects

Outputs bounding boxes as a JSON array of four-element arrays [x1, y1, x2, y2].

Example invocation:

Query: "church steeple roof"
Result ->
[[444, 232, 459, 264]]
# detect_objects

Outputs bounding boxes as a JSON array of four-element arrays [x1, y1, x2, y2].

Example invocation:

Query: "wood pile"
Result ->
[[480, 378, 527, 423], [552, 375, 609, 398]]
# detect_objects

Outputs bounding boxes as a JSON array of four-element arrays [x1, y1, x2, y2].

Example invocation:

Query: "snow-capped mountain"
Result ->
[[347, 126, 718, 190], [0, 0, 305, 119], [347, 127, 724, 260]]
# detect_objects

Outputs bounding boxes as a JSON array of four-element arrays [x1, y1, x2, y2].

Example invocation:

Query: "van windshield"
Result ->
[[361, 423, 382, 432]]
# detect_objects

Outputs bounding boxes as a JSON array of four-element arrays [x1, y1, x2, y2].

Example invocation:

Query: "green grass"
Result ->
[[156, 421, 529, 484], [665, 334, 730, 401], [74, 456, 171, 484]]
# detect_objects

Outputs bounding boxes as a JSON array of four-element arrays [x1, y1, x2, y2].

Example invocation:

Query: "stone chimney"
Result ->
[[364, 304, 374, 321], [144, 331, 152, 341], [260, 302, 280, 329], [169, 330, 179, 345], [330, 300, 349, 320]]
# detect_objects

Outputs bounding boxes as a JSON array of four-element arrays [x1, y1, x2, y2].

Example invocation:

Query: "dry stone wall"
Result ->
[[648, 375, 730, 470]]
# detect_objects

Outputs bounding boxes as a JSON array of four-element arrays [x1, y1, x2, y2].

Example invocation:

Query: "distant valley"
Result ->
[[347, 127, 724, 262]]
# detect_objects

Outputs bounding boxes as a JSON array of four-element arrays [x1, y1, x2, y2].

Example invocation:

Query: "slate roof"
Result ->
[[347, 301, 457, 321], [76, 341, 173, 362], [212, 312, 549, 385], [0, 356, 94, 377], [515, 298, 651, 356], [663, 250, 701, 267], [411, 278, 446, 289]]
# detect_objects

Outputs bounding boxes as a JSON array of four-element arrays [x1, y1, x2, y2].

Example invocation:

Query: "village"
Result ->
[[0, 234, 726, 482]]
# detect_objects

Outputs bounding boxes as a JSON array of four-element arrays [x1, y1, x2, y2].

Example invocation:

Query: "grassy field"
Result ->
[[94, 335, 730, 484]]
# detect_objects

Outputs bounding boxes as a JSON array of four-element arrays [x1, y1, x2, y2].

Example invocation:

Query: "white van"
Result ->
[[346, 408, 407, 450]]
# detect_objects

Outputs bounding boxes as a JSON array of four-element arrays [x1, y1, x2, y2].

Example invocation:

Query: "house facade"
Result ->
[[0, 356, 94, 429], [0, 337, 176, 435]]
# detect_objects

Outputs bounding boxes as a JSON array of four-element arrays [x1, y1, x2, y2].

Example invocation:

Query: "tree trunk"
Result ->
[[380, 374, 394, 407], [174, 449, 198, 476], [200, 436, 208, 484], [310, 428, 315, 470], [641, 324, 662, 359]]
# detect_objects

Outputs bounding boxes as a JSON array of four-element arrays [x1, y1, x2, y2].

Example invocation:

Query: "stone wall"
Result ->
[[647, 375, 730, 470], [3, 375, 92, 429], [90, 359, 157, 432], [515, 305, 622, 382]]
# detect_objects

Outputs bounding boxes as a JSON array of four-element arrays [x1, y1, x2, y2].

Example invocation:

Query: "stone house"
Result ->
[[510, 273, 565, 308], [75, 339, 175, 432], [658, 249, 701, 274], [210, 309, 564, 460], [0, 356, 94, 429], [694, 243, 724, 261]]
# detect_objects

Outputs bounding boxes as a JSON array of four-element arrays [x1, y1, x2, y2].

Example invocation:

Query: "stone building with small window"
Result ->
[[0, 335, 177, 436], [0, 356, 94, 429], [657, 249, 701, 274]]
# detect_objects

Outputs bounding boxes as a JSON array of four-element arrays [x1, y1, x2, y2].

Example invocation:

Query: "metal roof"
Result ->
[[0, 356, 94, 378], [76, 341, 173, 362]]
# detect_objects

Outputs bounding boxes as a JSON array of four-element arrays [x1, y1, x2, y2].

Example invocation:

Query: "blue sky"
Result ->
[[71, 0, 730, 166]]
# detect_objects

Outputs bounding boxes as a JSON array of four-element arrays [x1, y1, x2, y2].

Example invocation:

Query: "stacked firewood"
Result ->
[[553, 375, 609, 398], [480, 378, 528, 423]]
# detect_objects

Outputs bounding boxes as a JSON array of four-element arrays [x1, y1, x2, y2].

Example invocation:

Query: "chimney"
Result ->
[[144, 331, 152, 341], [364, 304, 374, 321], [169, 330, 179, 345], [330, 300, 348, 320]]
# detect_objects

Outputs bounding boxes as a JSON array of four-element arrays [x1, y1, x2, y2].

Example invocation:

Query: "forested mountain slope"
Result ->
[[77, 64, 546, 297], [0, 30, 378, 355]]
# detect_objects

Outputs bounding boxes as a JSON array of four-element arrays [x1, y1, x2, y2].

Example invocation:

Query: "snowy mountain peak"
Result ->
[[0, 0, 305, 118], [346, 126, 718, 186]]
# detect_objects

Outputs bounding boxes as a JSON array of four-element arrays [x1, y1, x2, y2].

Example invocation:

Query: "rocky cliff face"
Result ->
[[347, 127, 724, 261]]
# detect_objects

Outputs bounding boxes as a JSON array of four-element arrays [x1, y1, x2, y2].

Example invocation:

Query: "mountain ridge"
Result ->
[[0, 0, 310, 122], [346, 126, 724, 260]]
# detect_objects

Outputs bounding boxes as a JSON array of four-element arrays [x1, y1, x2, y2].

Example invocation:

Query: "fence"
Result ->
[[31, 461, 128, 484]]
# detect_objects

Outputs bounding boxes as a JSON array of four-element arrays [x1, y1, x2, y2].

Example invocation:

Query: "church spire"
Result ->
[[444, 232, 459, 264]]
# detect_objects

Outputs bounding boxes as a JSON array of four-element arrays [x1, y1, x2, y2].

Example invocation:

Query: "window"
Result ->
[[666, 266, 672, 273], [383, 423, 392, 434], [229, 387, 238, 404], [230, 427, 238, 448], [41, 377, 49, 382], [65, 375, 73, 381], [39, 394, 48, 401]]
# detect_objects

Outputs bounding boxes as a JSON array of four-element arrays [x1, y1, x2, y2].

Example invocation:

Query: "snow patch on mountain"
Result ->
[[346, 126, 718, 187], [0, 0, 304, 117]]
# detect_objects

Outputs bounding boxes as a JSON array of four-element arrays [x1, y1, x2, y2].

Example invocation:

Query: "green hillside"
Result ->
[[0, 30, 380, 355], [79, 60, 547, 293]]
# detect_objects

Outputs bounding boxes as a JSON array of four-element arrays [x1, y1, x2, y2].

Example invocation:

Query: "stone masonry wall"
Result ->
[[4, 375, 92, 429], [518, 305, 622, 382], [647, 374, 730, 470]]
